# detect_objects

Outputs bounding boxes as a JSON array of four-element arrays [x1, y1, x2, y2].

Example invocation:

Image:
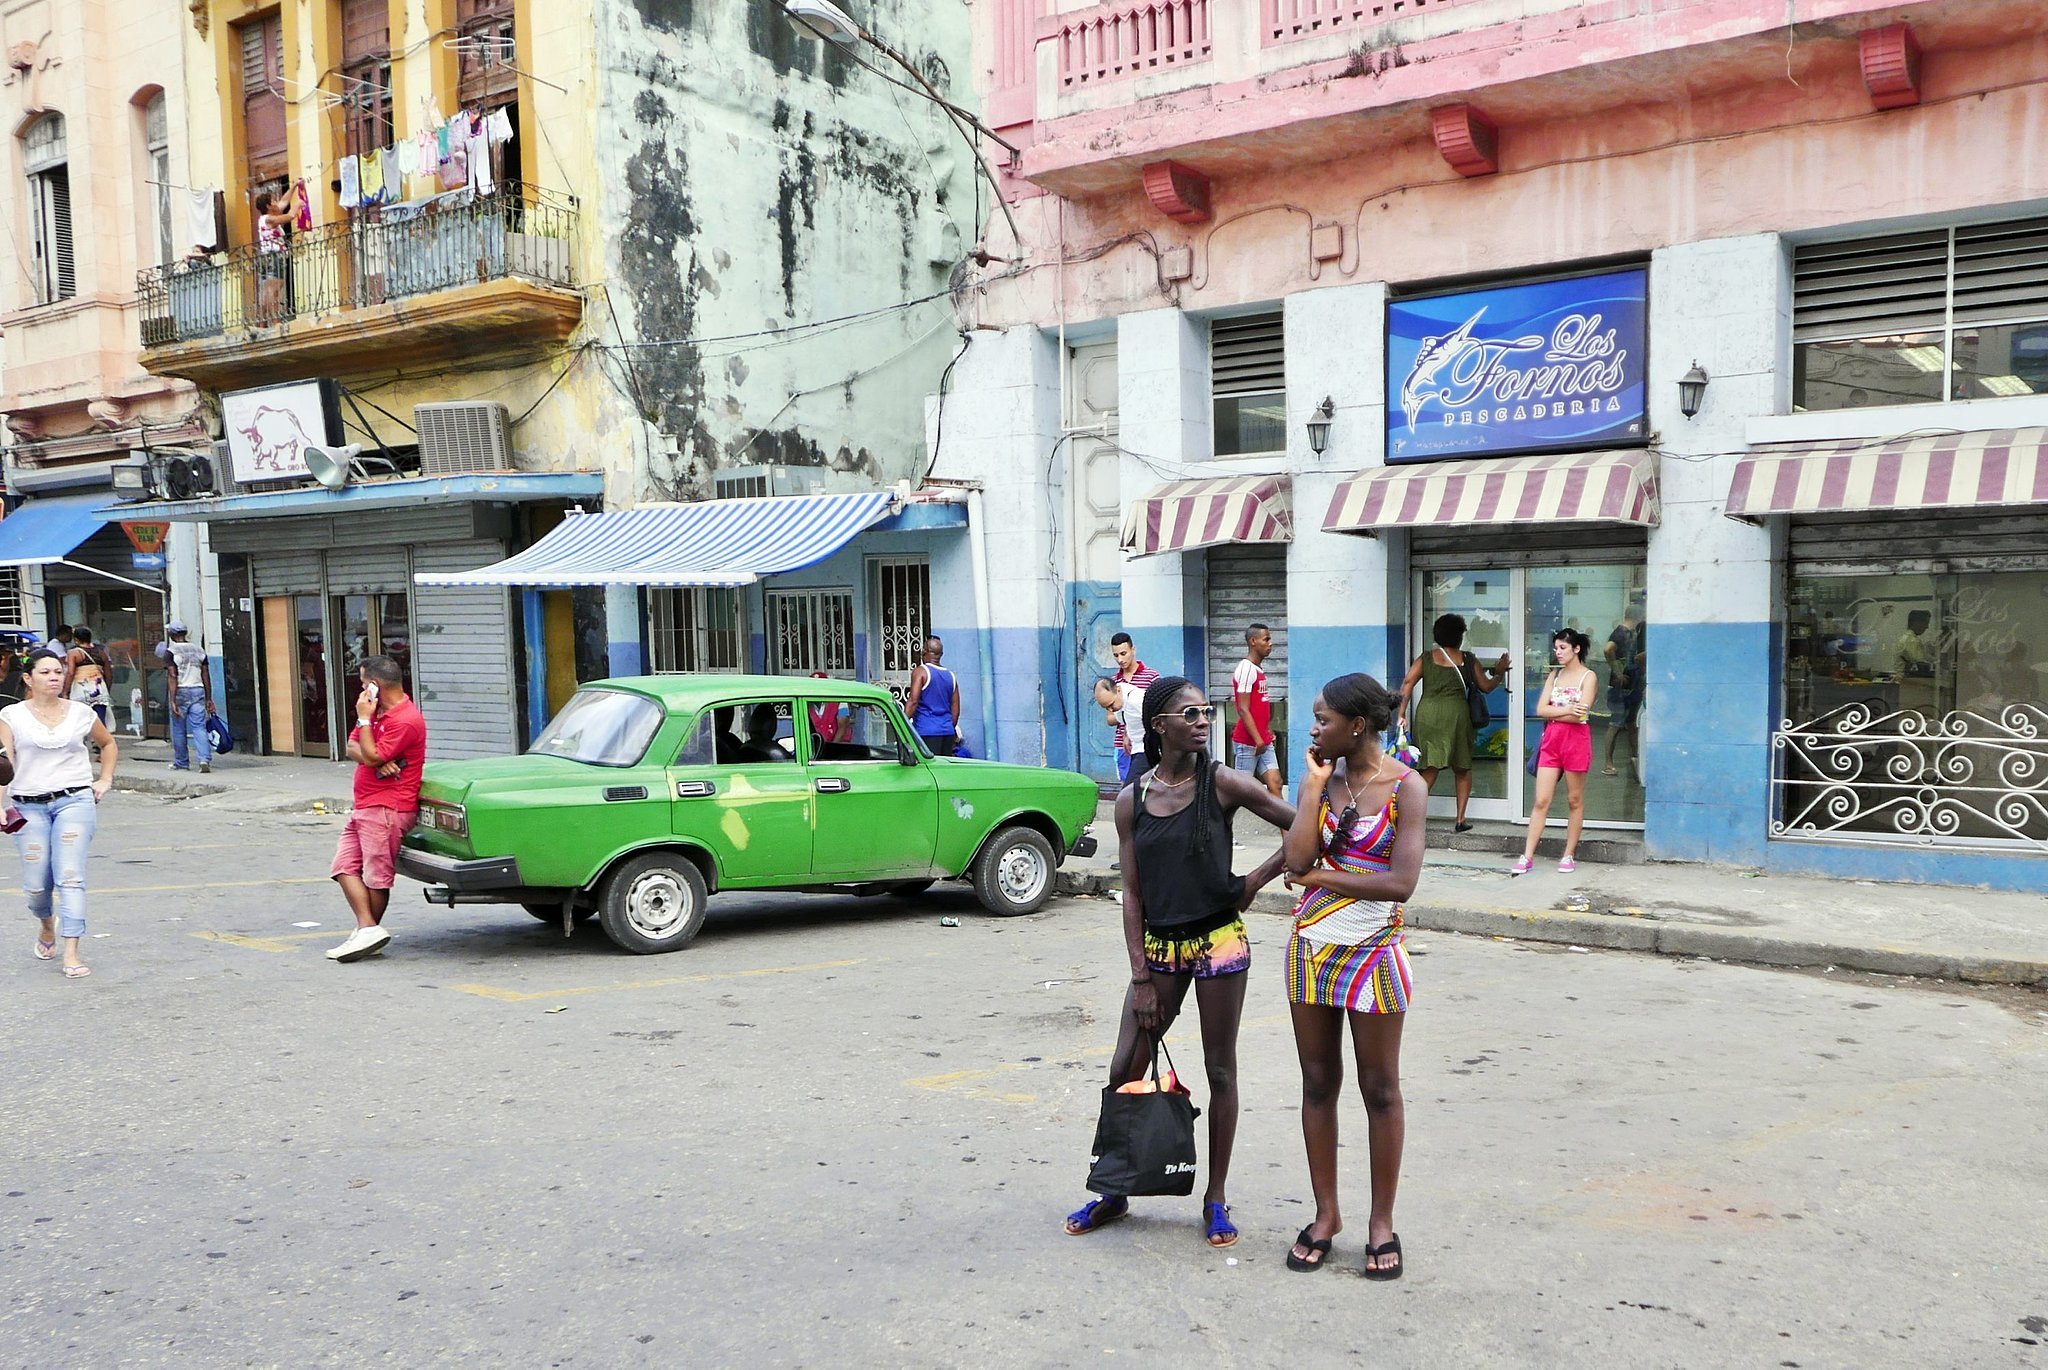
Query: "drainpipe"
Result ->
[[965, 486, 997, 762]]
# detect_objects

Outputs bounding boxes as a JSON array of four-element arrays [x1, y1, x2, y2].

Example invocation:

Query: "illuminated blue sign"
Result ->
[[1386, 267, 1648, 462]]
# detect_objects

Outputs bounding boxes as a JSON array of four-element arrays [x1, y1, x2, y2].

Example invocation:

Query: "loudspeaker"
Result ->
[[303, 443, 362, 490]]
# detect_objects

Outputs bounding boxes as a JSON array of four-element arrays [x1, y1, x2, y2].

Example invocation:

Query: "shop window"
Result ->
[[22, 113, 74, 304], [1793, 216, 2048, 411], [0, 568, 23, 627], [1777, 568, 2047, 850], [648, 587, 744, 674], [1211, 312, 1285, 457]]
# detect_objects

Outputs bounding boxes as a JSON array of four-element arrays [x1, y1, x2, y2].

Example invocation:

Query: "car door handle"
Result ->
[[815, 777, 851, 794], [676, 780, 717, 798]]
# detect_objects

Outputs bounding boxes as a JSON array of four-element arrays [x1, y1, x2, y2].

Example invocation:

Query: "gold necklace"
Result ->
[[1148, 761, 1197, 788]]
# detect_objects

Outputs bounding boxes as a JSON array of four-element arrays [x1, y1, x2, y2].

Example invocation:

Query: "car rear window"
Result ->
[[529, 689, 666, 767]]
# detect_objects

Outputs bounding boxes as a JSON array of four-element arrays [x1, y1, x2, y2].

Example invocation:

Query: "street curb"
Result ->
[[112, 774, 353, 813], [1053, 870, 2048, 989]]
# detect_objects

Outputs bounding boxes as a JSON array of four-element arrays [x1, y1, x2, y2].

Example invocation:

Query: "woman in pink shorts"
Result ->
[[1512, 629, 1600, 875]]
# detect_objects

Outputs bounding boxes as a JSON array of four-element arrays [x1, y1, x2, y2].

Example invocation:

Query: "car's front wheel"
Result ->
[[597, 852, 709, 954], [971, 825, 1055, 917]]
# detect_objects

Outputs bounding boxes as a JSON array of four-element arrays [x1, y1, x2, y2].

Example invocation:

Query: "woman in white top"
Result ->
[[0, 649, 118, 977]]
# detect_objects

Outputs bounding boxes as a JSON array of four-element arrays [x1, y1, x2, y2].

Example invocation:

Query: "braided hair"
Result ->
[[1138, 675, 1218, 863]]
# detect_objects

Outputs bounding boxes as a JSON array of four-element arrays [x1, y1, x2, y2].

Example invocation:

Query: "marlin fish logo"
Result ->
[[1400, 308, 1544, 419]]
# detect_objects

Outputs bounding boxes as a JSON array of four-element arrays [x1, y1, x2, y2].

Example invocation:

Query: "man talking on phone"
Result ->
[[325, 656, 427, 963]]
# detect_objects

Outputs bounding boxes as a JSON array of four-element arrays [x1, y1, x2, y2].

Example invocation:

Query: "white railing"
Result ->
[[1771, 702, 2048, 852]]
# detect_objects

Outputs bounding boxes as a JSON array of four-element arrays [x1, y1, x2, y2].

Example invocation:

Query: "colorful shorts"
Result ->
[[1536, 720, 1593, 773], [1144, 917, 1251, 979], [1286, 929, 1412, 1013]]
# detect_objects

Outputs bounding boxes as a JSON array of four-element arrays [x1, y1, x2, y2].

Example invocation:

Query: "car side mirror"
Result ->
[[896, 739, 920, 766]]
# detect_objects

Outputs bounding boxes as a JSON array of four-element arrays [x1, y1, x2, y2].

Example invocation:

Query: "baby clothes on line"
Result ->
[[485, 108, 514, 145], [359, 149, 386, 204], [338, 155, 362, 209]]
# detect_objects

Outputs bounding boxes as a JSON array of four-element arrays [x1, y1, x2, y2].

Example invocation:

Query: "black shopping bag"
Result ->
[[1085, 1038, 1201, 1197]]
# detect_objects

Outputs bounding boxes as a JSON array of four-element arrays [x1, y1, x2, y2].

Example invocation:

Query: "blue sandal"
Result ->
[[1203, 1202, 1237, 1248], [1064, 1196, 1129, 1235]]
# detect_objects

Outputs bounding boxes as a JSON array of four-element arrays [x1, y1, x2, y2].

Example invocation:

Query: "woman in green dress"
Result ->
[[1395, 614, 1512, 832]]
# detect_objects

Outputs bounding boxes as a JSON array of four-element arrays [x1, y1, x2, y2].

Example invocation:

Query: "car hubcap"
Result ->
[[625, 870, 689, 938], [996, 843, 1047, 905]]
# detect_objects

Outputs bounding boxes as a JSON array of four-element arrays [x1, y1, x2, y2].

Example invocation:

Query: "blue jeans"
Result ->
[[170, 686, 211, 768], [1233, 741, 1278, 777], [16, 788, 97, 939]]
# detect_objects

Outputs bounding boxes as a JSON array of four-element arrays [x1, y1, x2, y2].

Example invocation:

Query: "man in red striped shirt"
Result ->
[[1100, 632, 1158, 787]]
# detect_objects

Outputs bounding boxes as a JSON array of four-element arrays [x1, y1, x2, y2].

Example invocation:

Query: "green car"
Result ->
[[398, 675, 1100, 954]]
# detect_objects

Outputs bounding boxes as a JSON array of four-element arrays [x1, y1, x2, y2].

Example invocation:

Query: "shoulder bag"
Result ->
[[1456, 651, 1492, 729]]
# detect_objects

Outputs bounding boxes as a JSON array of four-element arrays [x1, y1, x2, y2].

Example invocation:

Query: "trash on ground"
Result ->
[[291, 921, 321, 928], [940, 916, 961, 928], [545, 1005, 569, 1014]]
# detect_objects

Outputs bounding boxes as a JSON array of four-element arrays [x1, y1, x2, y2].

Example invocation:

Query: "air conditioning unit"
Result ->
[[713, 464, 878, 500], [414, 401, 512, 475], [206, 440, 249, 498]]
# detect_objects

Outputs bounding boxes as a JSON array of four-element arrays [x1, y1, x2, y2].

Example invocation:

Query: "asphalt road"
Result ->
[[4, 797, 2046, 1368]]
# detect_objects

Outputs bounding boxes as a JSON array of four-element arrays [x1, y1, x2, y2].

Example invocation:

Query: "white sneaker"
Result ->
[[325, 926, 391, 962]]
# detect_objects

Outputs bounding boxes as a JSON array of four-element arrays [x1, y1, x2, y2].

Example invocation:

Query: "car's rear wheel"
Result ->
[[971, 826, 1055, 917], [597, 853, 708, 954], [523, 902, 595, 923]]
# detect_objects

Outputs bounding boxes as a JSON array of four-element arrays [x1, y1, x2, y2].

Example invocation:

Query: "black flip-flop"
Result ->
[[1285, 1224, 1332, 1272], [1362, 1233, 1403, 1280]]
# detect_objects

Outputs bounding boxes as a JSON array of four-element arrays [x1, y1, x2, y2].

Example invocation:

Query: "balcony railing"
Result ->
[[1047, 0, 1211, 90], [137, 181, 577, 347], [1261, 0, 1491, 46]]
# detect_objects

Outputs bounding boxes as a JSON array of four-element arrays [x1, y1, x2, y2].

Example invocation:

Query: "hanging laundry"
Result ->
[[438, 122, 468, 190], [395, 137, 417, 179], [291, 179, 312, 231], [486, 108, 514, 145], [414, 126, 436, 170], [466, 121, 494, 196], [186, 188, 219, 250], [359, 148, 386, 204], [338, 155, 362, 210]]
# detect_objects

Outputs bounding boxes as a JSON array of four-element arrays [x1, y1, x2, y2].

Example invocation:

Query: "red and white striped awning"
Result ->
[[1322, 449, 1660, 536], [1119, 474, 1292, 558], [1727, 427, 2048, 522]]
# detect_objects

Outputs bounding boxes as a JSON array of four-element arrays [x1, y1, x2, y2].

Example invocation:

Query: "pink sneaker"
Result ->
[[1509, 857, 1533, 876], [1557, 857, 1577, 873]]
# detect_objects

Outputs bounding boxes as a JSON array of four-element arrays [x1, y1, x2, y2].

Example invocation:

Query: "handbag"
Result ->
[[1457, 653, 1492, 729], [205, 713, 235, 755], [1388, 722, 1420, 769], [1085, 1036, 1201, 1198]]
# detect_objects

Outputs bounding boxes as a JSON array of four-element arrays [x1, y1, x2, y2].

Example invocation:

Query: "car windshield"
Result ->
[[529, 689, 665, 767]]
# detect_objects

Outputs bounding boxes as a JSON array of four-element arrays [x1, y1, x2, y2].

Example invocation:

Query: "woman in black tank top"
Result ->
[[1063, 676, 1297, 1248]]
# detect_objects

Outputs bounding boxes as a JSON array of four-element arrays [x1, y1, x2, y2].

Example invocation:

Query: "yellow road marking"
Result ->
[[191, 929, 338, 954], [449, 956, 863, 1003], [109, 876, 332, 895]]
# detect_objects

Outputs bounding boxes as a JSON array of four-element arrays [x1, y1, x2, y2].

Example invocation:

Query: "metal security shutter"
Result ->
[[411, 539, 517, 759], [1206, 546, 1288, 702], [1788, 510, 2048, 575], [325, 545, 411, 594], [252, 550, 323, 596], [1792, 231, 1947, 342], [1952, 216, 2048, 325], [1210, 313, 1284, 398]]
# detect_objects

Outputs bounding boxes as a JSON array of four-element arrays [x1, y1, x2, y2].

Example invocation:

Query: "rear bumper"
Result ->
[[397, 845, 522, 891]]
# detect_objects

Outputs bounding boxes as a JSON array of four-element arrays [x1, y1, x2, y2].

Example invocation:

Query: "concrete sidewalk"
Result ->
[[108, 739, 356, 814], [1058, 798, 2048, 989]]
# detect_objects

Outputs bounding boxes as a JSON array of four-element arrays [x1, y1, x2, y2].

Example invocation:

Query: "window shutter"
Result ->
[[1950, 215, 2048, 327], [1791, 231, 1948, 342], [49, 167, 74, 299], [1211, 313, 1285, 398]]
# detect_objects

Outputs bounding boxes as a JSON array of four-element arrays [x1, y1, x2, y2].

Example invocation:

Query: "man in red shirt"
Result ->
[[1231, 623, 1283, 797], [326, 655, 428, 963]]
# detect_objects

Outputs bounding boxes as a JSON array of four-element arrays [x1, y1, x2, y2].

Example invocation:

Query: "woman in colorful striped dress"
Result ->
[[1280, 673, 1426, 1278]]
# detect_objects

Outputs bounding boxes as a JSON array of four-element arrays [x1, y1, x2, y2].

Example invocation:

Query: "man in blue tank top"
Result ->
[[906, 634, 962, 756]]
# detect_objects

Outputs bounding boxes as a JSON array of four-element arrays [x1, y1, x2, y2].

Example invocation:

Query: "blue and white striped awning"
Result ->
[[413, 491, 897, 588]]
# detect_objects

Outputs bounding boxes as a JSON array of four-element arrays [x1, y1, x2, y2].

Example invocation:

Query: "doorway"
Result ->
[[1415, 563, 1647, 827], [217, 555, 262, 753]]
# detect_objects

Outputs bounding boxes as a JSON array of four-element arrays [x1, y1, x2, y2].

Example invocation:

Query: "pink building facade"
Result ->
[[945, 0, 2048, 886]]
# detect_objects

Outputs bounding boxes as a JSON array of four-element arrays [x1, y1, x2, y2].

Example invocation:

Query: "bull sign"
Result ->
[[219, 379, 343, 484]]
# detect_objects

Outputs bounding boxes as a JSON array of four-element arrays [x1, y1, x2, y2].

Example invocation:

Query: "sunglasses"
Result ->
[[1168, 704, 1219, 724]]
